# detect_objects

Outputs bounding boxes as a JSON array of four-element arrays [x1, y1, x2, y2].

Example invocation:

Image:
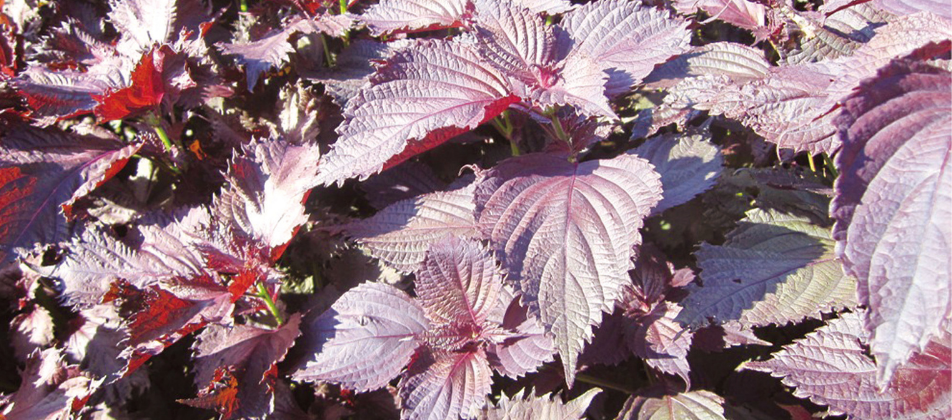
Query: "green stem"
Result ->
[[153, 124, 174, 153], [574, 372, 635, 394], [239, 0, 248, 13], [550, 113, 568, 142], [806, 153, 816, 172], [320, 34, 335, 67], [340, 0, 347, 14], [822, 153, 838, 178], [257, 282, 284, 325]]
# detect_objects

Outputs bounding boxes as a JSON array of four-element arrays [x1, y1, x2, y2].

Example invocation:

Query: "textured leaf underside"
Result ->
[[831, 60, 952, 385], [475, 152, 662, 384]]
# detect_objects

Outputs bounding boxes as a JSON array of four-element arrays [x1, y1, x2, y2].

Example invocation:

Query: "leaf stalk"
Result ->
[[257, 282, 285, 325]]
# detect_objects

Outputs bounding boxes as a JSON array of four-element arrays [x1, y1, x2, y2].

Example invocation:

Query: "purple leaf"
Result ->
[[220, 15, 351, 90], [358, 0, 473, 36], [831, 59, 951, 385], [560, 0, 692, 96], [486, 286, 555, 377], [64, 304, 148, 403], [108, 0, 212, 57], [745, 310, 951, 420], [617, 390, 727, 420], [479, 387, 600, 420], [292, 282, 429, 391], [12, 63, 128, 125], [213, 138, 321, 255], [49, 209, 209, 307], [674, 0, 766, 31], [629, 303, 694, 387], [343, 178, 479, 273], [0, 348, 97, 419], [475, 152, 662, 384], [630, 130, 723, 215], [0, 127, 142, 265], [399, 348, 493, 420], [676, 209, 857, 329], [361, 160, 447, 210], [415, 236, 501, 330], [315, 39, 518, 185], [873, 0, 952, 20], [305, 39, 412, 107], [191, 314, 302, 419], [473, 0, 613, 117], [783, 3, 890, 64], [642, 42, 770, 89]]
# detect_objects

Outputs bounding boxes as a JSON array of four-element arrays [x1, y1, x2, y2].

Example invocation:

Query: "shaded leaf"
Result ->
[[292, 282, 429, 391], [0, 348, 97, 420], [676, 209, 856, 329], [630, 303, 693, 387], [343, 180, 478, 272], [616, 390, 726, 420], [0, 127, 141, 265], [316, 39, 518, 185], [475, 152, 662, 384], [191, 314, 302, 419], [746, 310, 951, 420], [630, 129, 723, 215], [831, 59, 951, 384]]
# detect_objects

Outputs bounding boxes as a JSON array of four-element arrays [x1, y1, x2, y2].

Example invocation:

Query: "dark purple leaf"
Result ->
[[479, 387, 600, 420], [630, 130, 723, 215], [0, 348, 97, 419], [220, 15, 351, 90], [560, 0, 692, 96], [108, 0, 212, 57], [831, 59, 951, 384], [12, 63, 128, 125], [10, 304, 54, 362], [676, 209, 857, 329], [191, 314, 302, 419], [475, 152, 662, 384], [399, 348, 493, 420], [0, 127, 141, 265], [629, 302, 694, 386], [617, 390, 727, 420], [745, 310, 951, 420], [292, 282, 429, 391], [361, 160, 447, 210], [343, 179, 478, 272], [304, 39, 412, 107], [315, 39, 518, 185]]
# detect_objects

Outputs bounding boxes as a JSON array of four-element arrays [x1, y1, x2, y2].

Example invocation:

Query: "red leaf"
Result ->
[[93, 49, 165, 121]]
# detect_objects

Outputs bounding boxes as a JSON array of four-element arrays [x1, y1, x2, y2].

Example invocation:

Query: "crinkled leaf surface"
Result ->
[[617, 390, 727, 420], [399, 348, 493, 420], [560, 0, 692, 96], [475, 152, 662, 384], [305, 39, 412, 107], [214, 138, 321, 254], [343, 180, 478, 272], [358, 0, 473, 36], [0, 127, 141, 265], [676, 209, 856, 329], [831, 60, 951, 385], [0, 348, 96, 420], [678, 0, 766, 31], [191, 314, 302, 419], [485, 286, 555, 378], [292, 282, 428, 391], [108, 0, 211, 57], [479, 387, 600, 420], [630, 303, 694, 387], [629, 130, 723, 215], [474, 0, 614, 118], [874, 0, 952, 20], [746, 310, 951, 420], [642, 42, 769, 89], [415, 236, 501, 330], [316, 39, 517, 185]]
